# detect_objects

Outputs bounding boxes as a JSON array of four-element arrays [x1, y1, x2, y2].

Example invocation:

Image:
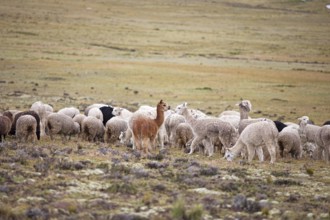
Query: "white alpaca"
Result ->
[[175, 102, 238, 156], [224, 120, 278, 164]]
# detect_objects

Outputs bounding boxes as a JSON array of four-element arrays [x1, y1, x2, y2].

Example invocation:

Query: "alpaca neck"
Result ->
[[230, 139, 244, 158], [239, 108, 249, 120], [154, 106, 164, 128], [182, 108, 197, 126]]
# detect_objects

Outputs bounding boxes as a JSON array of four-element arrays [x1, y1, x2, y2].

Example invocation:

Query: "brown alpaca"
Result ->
[[132, 100, 167, 156]]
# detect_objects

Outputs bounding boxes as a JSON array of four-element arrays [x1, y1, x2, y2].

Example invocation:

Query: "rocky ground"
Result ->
[[0, 138, 329, 219]]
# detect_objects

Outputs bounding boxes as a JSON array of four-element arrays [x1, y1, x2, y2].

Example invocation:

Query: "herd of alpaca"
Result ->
[[1, 99, 330, 164]]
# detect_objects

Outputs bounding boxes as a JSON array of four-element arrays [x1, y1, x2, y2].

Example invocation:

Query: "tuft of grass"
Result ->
[[303, 164, 314, 176], [273, 179, 301, 186], [271, 170, 290, 177], [171, 198, 204, 220], [171, 199, 186, 219], [106, 183, 138, 194], [187, 204, 204, 220]]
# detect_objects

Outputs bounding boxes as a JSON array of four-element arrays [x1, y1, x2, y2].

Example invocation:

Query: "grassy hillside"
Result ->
[[0, 0, 330, 219], [1, 0, 329, 123]]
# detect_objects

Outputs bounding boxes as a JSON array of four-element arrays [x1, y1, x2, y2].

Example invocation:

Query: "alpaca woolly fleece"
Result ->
[[218, 114, 240, 129], [165, 113, 186, 146], [88, 107, 104, 122], [175, 122, 194, 149], [225, 120, 278, 164], [82, 116, 105, 142], [73, 114, 86, 130], [0, 112, 13, 142], [30, 101, 53, 137], [104, 117, 128, 145], [16, 115, 37, 143], [99, 105, 115, 126], [130, 105, 171, 150], [58, 107, 80, 118], [131, 100, 167, 155], [175, 102, 238, 156], [84, 103, 107, 115], [298, 116, 321, 159], [10, 110, 41, 140], [317, 125, 330, 162], [237, 99, 270, 134], [112, 107, 133, 121], [278, 126, 302, 159], [47, 113, 80, 142]]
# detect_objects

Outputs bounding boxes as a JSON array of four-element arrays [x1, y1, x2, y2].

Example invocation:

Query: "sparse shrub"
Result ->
[[26, 207, 47, 219], [152, 184, 166, 192], [148, 152, 164, 161], [232, 194, 247, 211], [273, 179, 301, 186], [171, 199, 186, 219], [106, 182, 137, 194], [171, 198, 204, 220], [232, 194, 261, 213], [111, 213, 147, 220], [142, 192, 153, 206], [34, 158, 52, 175], [110, 163, 130, 175], [145, 161, 168, 169], [227, 168, 248, 178], [270, 170, 289, 177], [200, 166, 218, 176], [187, 204, 203, 220], [0, 203, 17, 219], [219, 181, 241, 192], [173, 158, 189, 168], [286, 193, 301, 202]]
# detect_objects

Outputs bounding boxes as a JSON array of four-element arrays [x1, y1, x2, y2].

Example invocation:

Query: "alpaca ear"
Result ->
[[183, 102, 188, 107], [159, 99, 163, 104]]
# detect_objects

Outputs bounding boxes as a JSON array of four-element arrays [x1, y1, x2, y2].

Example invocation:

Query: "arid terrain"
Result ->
[[0, 0, 330, 219]]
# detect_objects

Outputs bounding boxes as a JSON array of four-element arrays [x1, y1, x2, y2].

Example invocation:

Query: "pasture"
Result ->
[[0, 0, 330, 219]]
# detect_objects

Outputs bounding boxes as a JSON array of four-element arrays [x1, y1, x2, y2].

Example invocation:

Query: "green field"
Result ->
[[0, 0, 330, 219]]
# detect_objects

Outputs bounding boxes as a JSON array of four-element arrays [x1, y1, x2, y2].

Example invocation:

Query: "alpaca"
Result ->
[[131, 100, 168, 156], [298, 116, 322, 159], [317, 125, 330, 163], [224, 120, 278, 164], [175, 102, 238, 156], [237, 100, 268, 134]]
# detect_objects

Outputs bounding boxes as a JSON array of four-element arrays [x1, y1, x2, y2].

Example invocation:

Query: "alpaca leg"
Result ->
[[246, 144, 255, 163], [142, 138, 149, 157], [266, 143, 276, 164], [256, 146, 264, 162], [126, 129, 135, 149], [203, 138, 214, 157], [324, 144, 330, 163], [150, 137, 157, 153], [132, 134, 140, 151], [32, 134, 36, 144], [157, 132, 164, 150], [170, 132, 176, 147], [189, 136, 203, 154]]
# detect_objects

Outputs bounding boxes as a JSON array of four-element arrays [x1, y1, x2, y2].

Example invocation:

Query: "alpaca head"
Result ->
[[298, 116, 309, 125], [224, 148, 234, 161], [157, 100, 168, 112], [175, 102, 188, 115], [112, 107, 122, 116], [237, 100, 252, 112]]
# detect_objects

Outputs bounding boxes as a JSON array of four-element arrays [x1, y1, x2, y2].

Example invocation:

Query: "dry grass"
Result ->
[[0, 0, 330, 219]]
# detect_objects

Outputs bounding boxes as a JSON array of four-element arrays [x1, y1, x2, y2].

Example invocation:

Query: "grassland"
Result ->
[[0, 0, 330, 219]]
